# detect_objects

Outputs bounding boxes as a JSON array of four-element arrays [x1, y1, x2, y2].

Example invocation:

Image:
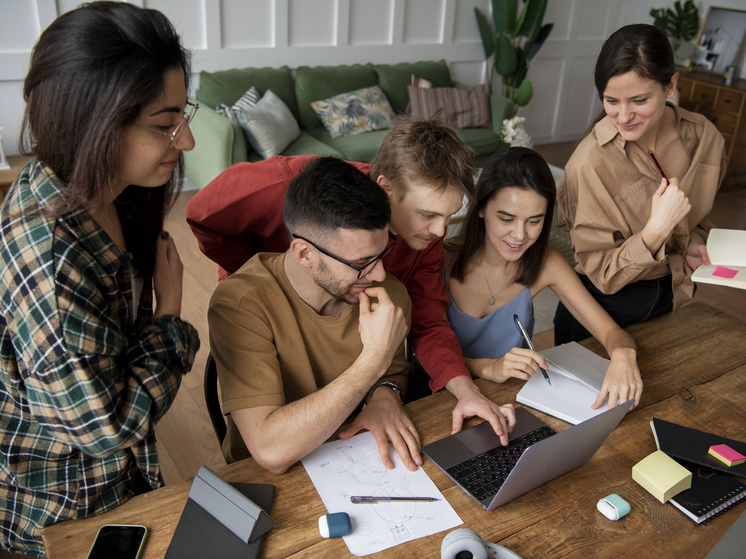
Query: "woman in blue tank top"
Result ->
[[446, 148, 643, 410]]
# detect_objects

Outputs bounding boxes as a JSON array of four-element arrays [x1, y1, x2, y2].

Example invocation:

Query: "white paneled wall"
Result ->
[[1, 0, 744, 156]]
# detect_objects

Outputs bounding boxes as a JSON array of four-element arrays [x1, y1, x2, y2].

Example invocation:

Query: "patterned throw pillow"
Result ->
[[405, 75, 433, 116], [407, 83, 491, 129], [233, 89, 300, 159], [214, 86, 261, 124], [311, 86, 397, 138]]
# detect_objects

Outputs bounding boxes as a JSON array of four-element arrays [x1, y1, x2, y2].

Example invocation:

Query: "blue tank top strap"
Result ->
[[445, 276, 534, 360]]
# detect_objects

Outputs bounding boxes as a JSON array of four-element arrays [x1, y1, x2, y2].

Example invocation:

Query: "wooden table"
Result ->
[[42, 302, 746, 558]]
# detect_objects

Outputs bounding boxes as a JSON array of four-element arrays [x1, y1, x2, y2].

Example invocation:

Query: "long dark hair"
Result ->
[[21, 1, 191, 276], [448, 148, 555, 287]]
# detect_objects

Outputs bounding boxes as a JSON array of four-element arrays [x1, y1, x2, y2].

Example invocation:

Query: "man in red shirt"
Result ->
[[187, 116, 516, 443]]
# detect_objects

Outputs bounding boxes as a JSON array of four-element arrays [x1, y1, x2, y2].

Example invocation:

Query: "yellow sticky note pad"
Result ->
[[632, 450, 692, 503]]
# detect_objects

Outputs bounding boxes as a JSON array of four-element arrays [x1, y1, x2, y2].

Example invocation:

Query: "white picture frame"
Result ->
[[692, 6, 746, 76]]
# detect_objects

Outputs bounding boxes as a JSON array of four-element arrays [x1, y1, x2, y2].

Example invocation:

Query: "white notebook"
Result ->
[[691, 229, 746, 290], [515, 342, 609, 425]]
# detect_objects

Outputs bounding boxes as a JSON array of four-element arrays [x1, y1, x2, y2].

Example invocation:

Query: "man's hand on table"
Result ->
[[338, 387, 422, 471]]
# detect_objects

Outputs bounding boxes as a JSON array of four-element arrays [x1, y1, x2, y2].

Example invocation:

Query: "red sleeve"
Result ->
[[185, 155, 370, 279], [388, 239, 471, 392]]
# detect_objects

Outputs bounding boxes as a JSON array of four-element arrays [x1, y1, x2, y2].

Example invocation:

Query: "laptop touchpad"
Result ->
[[458, 422, 504, 454]]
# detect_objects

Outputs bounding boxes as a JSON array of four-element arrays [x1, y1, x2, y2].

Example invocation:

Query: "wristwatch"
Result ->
[[366, 380, 404, 405]]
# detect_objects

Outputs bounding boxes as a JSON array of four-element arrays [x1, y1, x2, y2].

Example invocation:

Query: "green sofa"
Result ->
[[185, 60, 514, 189]]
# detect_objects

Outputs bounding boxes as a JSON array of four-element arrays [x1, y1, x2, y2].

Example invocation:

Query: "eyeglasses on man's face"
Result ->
[[135, 101, 199, 147], [292, 231, 398, 279]]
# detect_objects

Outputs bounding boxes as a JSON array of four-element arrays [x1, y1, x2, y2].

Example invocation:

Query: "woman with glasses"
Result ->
[[446, 148, 642, 411], [0, 3, 200, 555]]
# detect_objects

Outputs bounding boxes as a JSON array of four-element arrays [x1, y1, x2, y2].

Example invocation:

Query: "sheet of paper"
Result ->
[[538, 342, 609, 392], [301, 432, 462, 556], [516, 362, 607, 425], [706, 229, 746, 267]]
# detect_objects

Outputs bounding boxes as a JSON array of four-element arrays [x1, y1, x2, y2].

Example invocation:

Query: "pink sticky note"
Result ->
[[713, 265, 738, 279], [709, 444, 746, 466]]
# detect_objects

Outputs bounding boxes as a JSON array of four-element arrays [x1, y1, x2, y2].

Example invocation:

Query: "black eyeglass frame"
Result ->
[[292, 231, 398, 279]]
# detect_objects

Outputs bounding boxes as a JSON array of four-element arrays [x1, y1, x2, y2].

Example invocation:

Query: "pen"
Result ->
[[513, 314, 551, 386], [350, 496, 438, 504], [649, 150, 668, 183]]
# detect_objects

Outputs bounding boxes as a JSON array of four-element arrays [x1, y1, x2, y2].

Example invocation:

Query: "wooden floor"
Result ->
[[156, 143, 746, 486]]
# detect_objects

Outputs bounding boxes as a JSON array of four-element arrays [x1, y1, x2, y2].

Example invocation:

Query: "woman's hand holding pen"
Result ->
[[472, 348, 548, 384], [641, 177, 691, 254]]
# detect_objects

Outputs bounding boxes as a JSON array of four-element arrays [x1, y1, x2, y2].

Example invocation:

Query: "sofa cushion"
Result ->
[[247, 131, 345, 162], [235, 90, 301, 159], [376, 60, 453, 115], [456, 128, 505, 156], [407, 84, 491, 129], [311, 86, 396, 138], [294, 63, 379, 131], [197, 66, 300, 122], [306, 127, 388, 163]]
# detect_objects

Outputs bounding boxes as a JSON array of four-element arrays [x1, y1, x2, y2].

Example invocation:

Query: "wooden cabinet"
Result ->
[[678, 70, 746, 190]]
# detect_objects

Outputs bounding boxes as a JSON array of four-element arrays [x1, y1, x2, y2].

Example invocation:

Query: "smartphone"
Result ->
[[86, 524, 148, 559]]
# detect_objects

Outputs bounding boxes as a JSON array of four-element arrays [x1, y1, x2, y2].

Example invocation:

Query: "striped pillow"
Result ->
[[407, 84, 490, 129], [234, 89, 300, 159], [215, 86, 261, 124]]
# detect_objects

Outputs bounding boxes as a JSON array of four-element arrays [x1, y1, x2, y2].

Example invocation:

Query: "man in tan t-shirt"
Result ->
[[209, 157, 421, 474]]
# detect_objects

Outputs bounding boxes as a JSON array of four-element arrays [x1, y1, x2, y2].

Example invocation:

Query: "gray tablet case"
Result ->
[[165, 466, 276, 559]]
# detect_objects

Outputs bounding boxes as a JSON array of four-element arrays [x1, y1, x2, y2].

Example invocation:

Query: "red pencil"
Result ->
[[649, 150, 668, 183]]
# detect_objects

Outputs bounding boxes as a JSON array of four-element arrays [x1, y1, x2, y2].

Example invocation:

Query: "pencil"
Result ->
[[649, 150, 668, 183]]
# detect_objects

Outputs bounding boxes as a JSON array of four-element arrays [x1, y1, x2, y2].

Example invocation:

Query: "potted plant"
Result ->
[[474, 0, 553, 109], [649, 0, 700, 66]]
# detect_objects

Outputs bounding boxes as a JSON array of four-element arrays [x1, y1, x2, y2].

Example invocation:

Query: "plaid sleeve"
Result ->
[[4, 217, 199, 458]]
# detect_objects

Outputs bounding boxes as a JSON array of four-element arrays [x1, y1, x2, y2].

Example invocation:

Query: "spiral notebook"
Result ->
[[669, 460, 746, 524]]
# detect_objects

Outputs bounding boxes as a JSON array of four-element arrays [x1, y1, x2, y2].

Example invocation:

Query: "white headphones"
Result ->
[[441, 529, 511, 559]]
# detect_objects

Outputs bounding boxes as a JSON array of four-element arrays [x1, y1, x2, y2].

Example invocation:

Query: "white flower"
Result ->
[[501, 116, 532, 148]]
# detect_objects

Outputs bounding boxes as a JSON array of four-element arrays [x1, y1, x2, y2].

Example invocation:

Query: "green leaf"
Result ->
[[474, 8, 495, 58], [491, 0, 507, 34], [494, 34, 517, 77], [518, 0, 548, 42], [524, 22, 553, 61], [514, 78, 533, 106]]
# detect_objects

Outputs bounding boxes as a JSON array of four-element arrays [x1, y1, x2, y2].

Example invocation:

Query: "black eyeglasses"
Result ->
[[292, 231, 398, 279]]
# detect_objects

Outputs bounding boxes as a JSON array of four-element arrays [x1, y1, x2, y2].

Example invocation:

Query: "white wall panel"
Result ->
[[146, 0, 207, 50], [560, 55, 599, 140], [575, 0, 613, 40], [521, 57, 565, 144], [349, 0, 393, 45], [451, 60, 484, 85], [403, 0, 445, 44], [0, 80, 27, 156], [0, 2, 40, 52], [289, 0, 336, 46], [452, 0, 488, 44], [222, 0, 275, 48], [546, 0, 574, 42]]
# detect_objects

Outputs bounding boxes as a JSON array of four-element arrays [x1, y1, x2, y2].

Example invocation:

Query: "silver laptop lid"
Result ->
[[485, 400, 633, 510]]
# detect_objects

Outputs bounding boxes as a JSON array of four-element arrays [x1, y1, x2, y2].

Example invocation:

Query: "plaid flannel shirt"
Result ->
[[0, 160, 200, 556]]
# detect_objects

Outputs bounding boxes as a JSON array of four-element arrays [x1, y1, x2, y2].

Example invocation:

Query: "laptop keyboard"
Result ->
[[445, 425, 556, 502]]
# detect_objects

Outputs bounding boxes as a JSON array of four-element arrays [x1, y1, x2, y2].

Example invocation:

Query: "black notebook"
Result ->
[[669, 460, 746, 524], [650, 417, 746, 477], [164, 483, 275, 559]]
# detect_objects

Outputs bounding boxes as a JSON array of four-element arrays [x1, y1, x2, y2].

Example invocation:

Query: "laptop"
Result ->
[[422, 400, 633, 510]]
